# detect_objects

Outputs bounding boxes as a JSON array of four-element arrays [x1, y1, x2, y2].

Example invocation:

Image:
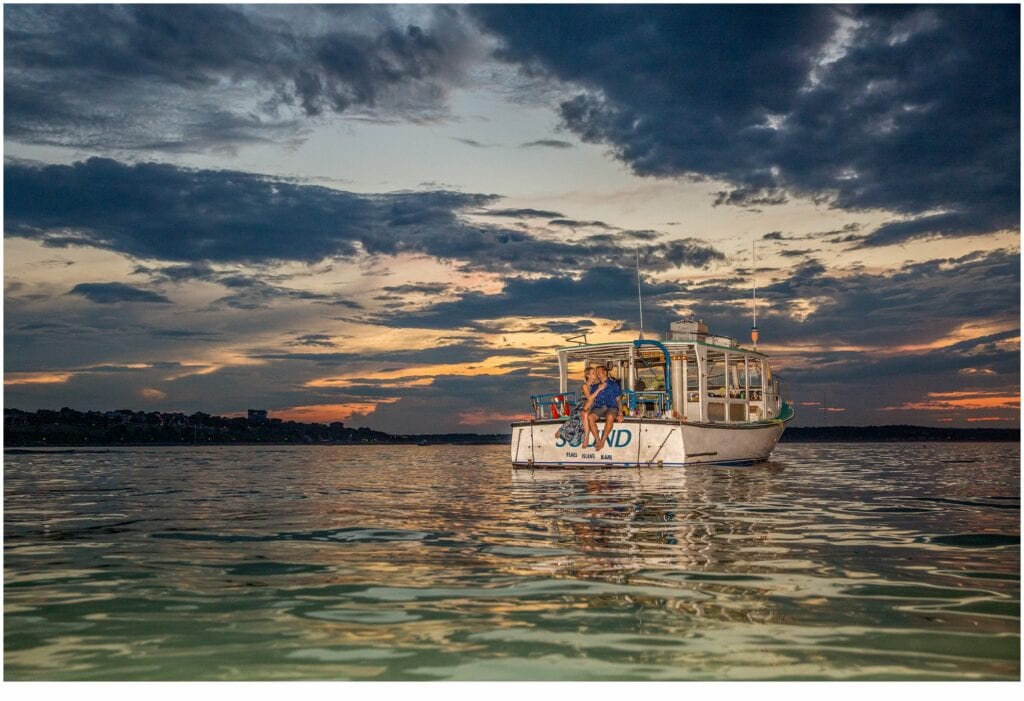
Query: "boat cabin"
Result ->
[[531, 319, 784, 425]]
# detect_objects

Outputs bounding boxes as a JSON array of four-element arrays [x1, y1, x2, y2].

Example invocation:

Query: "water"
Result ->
[[4, 443, 1019, 680]]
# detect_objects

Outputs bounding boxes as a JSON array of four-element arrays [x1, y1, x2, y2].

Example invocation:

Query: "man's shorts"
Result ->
[[589, 406, 619, 419]]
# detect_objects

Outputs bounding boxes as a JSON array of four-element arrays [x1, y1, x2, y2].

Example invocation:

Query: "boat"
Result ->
[[510, 318, 794, 469]]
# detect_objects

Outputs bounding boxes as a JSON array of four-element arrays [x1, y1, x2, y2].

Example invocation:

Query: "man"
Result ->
[[587, 365, 622, 451]]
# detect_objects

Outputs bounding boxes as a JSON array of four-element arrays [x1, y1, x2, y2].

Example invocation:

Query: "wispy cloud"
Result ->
[[68, 282, 171, 304], [520, 139, 573, 149], [453, 137, 496, 148]]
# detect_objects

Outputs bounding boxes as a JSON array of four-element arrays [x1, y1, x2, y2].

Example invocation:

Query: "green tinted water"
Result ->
[[4, 443, 1019, 680]]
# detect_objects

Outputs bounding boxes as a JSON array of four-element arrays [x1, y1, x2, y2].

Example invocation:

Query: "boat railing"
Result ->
[[530, 392, 577, 420], [625, 389, 671, 417]]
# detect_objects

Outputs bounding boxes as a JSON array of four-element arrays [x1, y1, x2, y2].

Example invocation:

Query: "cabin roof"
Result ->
[[555, 338, 768, 359]]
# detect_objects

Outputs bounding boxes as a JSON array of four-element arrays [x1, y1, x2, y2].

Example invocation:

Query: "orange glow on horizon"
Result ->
[[888, 321, 1018, 353], [304, 353, 541, 388], [881, 390, 1019, 413], [4, 372, 73, 385], [272, 399, 400, 423], [458, 409, 531, 426], [162, 364, 222, 381]]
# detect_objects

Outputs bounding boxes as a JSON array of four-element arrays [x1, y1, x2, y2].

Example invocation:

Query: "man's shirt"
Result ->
[[593, 378, 622, 408]]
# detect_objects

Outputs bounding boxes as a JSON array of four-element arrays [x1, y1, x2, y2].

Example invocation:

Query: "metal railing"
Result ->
[[625, 389, 670, 416], [530, 392, 578, 420]]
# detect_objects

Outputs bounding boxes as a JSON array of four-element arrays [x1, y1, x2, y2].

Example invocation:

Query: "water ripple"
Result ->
[[4, 442, 1019, 680]]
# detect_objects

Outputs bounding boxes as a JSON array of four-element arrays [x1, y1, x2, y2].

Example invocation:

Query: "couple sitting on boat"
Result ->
[[559, 365, 622, 451]]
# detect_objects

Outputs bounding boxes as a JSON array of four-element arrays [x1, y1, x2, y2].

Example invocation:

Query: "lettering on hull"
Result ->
[[555, 429, 633, 449]]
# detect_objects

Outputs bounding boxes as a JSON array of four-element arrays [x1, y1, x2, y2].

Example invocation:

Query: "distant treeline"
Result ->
[[780, 425, 1018, 442], [2, 407, 506, 447], [3, 408, 1017, 447]]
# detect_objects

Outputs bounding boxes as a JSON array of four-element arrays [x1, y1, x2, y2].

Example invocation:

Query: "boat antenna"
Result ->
[[636, 248, 645, 340], [751, 240, 759, 350]]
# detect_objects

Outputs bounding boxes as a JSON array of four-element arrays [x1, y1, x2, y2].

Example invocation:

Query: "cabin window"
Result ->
[[729, 403, 747, 421], [686, 356, 700, 402], [706, 351, 726, 398], [634, 354, 665, 391], [727, 354, 745, 399], [707, 402, 725, 421], [748, 359, 763, 400]]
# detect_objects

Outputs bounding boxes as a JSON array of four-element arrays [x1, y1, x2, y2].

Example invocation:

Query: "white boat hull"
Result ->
[[510, 417, 786, 468]]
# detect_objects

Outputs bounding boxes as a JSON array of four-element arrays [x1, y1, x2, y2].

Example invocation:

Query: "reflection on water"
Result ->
[[4, 443, 1019, 680]]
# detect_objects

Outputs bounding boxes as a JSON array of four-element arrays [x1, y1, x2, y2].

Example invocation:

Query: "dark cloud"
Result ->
[[829, 234, 864, 244], [381, 282, 451, 295], [809, 223, 861, 239], [210, 275, 337, 310], [857, 212, 994, 248], [253, 339, 535, 367], [133, 263, 219, 283], [475, 5, 1019, 245], [713, 188, 788, 208], [586, 230, 660, 243], [5, 158, 724, 274], [149, 328, 219, 341], [548, 218, 613, 229], [453, 137, 493, 148], [476, 208, 565, 218], [4, 157, 487, 264], [771, 329, 1019, 428], [4, 5, 479, 151], [134, 261, 366, 311], [625, 230, 660, 241], [379, 266, 685, 332], [681, 249, 1020, 349], [520, 139, 573, 149], [784, 330, 1019, 386], [68, 282, 171, 304], [290, 334, 337, 348], [538, 320, 597, 336]]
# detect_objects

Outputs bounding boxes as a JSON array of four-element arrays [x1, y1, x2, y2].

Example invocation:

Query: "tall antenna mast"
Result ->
[[636, 248, 645, 340], [751, 240, 759, 349]]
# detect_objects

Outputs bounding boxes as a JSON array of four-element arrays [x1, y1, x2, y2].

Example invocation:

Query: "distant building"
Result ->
[[247, 409, 269, 424], [105, 409, 136, 424]]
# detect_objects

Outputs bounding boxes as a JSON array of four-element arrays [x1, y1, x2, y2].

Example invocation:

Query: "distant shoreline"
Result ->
[[4, 426, 1018, 449], [779, 426, 1018, 443], [4, 408, 1018, 447]]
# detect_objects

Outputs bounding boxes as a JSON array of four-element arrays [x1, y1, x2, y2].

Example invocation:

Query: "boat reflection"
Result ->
[[507, 462, 797, 623]]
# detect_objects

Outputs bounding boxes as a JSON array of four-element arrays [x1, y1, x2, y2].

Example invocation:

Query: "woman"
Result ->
[[559, 367, 604, 448]]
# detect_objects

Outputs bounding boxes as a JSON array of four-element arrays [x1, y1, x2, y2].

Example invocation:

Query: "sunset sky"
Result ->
[[3, 3, 1020, 432]]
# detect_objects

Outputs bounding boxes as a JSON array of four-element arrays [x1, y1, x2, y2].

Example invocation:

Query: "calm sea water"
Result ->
[[4, 443, 1019, 680]]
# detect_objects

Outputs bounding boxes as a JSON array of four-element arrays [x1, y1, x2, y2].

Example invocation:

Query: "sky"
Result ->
[[3, 3, 1020, 432]]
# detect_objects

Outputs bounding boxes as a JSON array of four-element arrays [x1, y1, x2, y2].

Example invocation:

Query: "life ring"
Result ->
[[550, 394, 569, 418]]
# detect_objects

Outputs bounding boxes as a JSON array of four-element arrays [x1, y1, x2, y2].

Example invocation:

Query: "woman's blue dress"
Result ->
[[558, 385, 597, 446]]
